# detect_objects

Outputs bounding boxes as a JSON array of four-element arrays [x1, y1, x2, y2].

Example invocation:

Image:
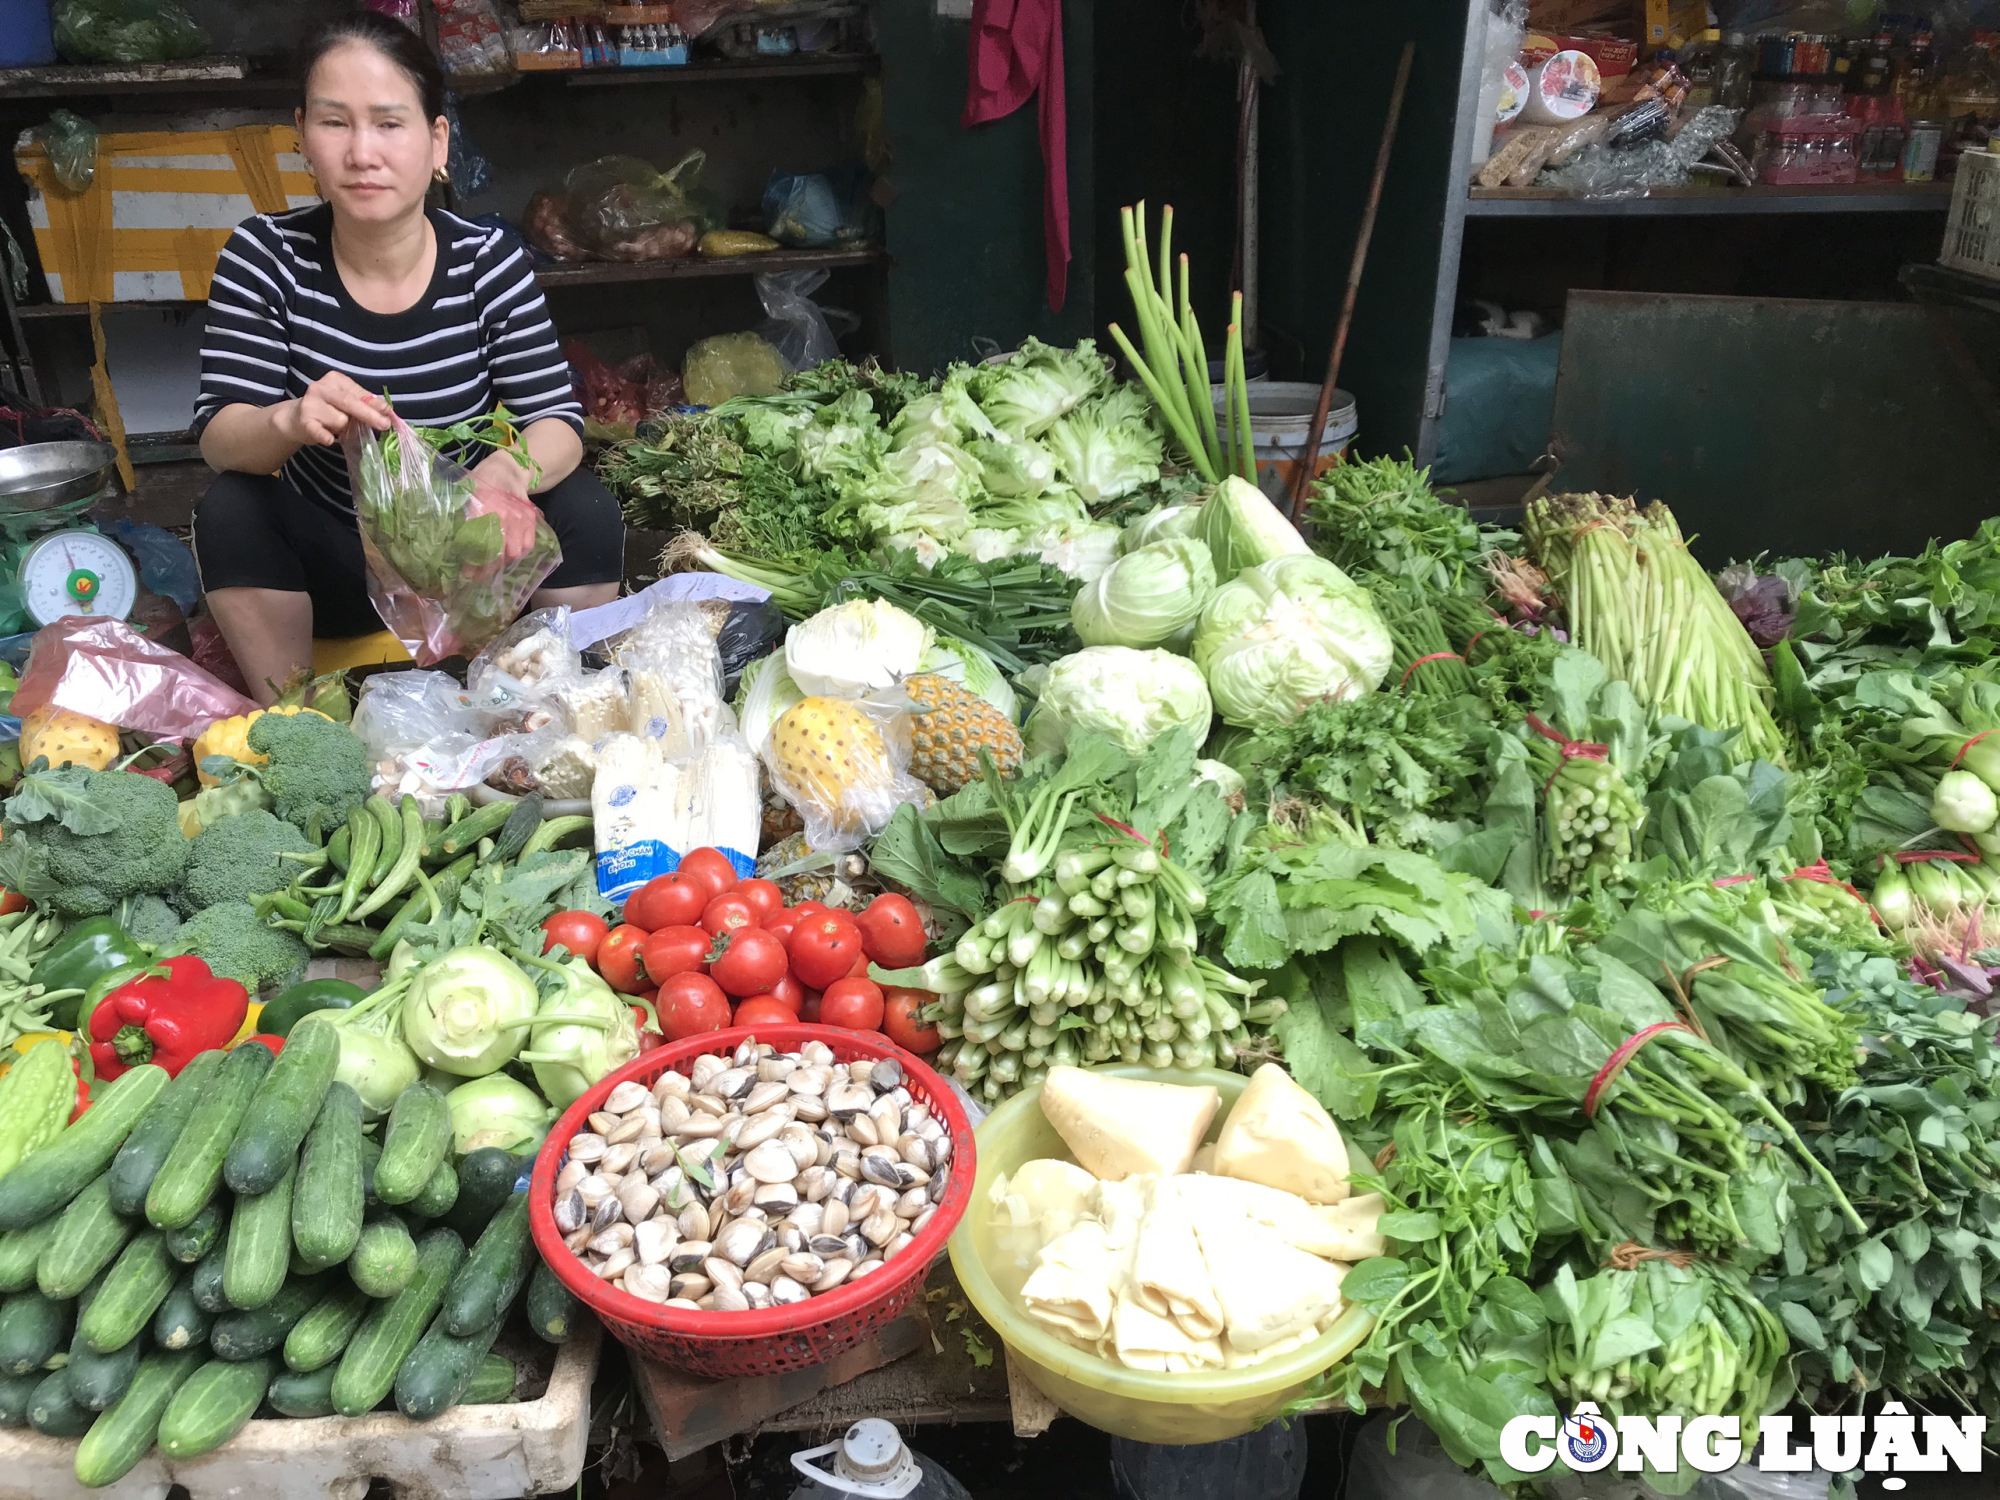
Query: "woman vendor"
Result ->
[[192, 12, 621, 702]]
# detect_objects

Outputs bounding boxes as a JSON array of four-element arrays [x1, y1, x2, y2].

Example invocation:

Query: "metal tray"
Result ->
[[0, 442, 118, 513]]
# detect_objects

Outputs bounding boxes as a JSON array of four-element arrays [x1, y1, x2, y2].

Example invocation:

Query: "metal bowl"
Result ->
[[0, 442, 118, 514]]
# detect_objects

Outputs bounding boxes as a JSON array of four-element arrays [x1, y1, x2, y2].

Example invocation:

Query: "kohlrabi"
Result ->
[[320, 997, 422, 1119], [1934, 769, 2000, 834], [444, 1074, 555, 1155], [401, 946, 539, 1077], [517, 954, 645, 1109]]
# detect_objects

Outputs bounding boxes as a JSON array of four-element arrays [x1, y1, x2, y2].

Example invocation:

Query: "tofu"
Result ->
[[1210, 1063, 1352, 1205]]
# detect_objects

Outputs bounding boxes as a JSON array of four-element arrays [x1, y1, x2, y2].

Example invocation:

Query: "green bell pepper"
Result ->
[[258, 978, 367, 1037], [29, 919, 150, 1031]]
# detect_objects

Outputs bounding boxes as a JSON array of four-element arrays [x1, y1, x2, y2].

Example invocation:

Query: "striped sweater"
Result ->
[[193, 203, 580, 517]]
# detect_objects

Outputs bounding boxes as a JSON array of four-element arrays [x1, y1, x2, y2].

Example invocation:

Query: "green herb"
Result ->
[[1309, 452, 1511, 597]]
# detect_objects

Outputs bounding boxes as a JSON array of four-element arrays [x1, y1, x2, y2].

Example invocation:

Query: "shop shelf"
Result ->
[[1464, 180, 1955, 217]]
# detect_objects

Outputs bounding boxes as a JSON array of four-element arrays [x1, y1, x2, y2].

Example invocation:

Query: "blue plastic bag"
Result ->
[[761, 164, 879, 249]]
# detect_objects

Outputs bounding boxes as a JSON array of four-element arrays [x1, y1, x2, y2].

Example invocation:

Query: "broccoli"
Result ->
[[165, 901, 308, 991], [117, 893, 184, 949], [178, 809, 312, 914], [246, 711, 372, 834], [0, 765, 188, 917]]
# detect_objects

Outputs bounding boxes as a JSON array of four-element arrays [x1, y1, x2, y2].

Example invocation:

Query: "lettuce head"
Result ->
[[1070, 536, 1217, 650], [1023, 646, 1214, 757], [1192, 554, 1392, 728], [1044, 386, 1163, 504], [787, 597, 934, 698], [969, 337, 1112, 438], [1196, 474, 1311, 579]]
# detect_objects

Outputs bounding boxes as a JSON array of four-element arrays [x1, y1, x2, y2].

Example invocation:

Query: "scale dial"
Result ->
[[19, 530, 139, 626]]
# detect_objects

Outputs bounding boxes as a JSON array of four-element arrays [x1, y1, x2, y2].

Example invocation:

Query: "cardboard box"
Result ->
[[1522, 31, 1638, 75]]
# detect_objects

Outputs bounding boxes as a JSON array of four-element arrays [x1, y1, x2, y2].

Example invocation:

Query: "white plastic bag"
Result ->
[[758, 691, 928, 854], [756, 268, 846, 370], [604, 598, 736, 753], [352, 670, 526, 813]]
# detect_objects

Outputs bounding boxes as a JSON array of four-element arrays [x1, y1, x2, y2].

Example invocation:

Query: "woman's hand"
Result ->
[[467, 450, 544, 565], [279, 371, 392, 447]]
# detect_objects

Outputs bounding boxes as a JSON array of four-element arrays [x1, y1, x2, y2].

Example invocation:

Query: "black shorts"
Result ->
[[192, 468, 626, 638]]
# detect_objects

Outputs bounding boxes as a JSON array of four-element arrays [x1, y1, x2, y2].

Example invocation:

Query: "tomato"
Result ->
[[624, 873, 707, 932], [0, 890, 27, 918], [883, 987, 942, 1054], [787, 913, 865, 989], [635, 990, 665, 1050], [677, 848, 739, 900], [700, 892, 758, 937], [766, 915, 799, 946], [641, 925, 713, 984], [709, 927, 789, 998], [768, 973, 805, 1013], [541, 910, 610, 964], [597, 925, 651, 995], [658, 972, 731, 1041], [735, 879, 784, 926], [799, 990, 822, 1024], [845, 947, 874, 980], [790, 901, 829, 921], [856, 893, 927, 968], [733, 997, 798, 1029], [820, 977, 885, 1032]]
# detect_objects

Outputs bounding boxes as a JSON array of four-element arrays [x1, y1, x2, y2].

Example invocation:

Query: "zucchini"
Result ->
[[28, 1368, 95, 1436], [0, 1218, 60, 1293], [80, 1230, 176, 1355], [526, 1259, 581, 1344], [146, 1042, 272, 1230], [0, 1065, 168, 1232], [292, 1082, 364, 1271], [331, 1227, 463, 1416], [410, 1159, 459, 1220], [104, 1049, 224, 1218], [221, 1159, 295, 1311], [266, 1362, 338, 1419], [39, 1172, 136, 1300], [73, 1346, 203, 1488], [0, 1370, 36, 1426], [283, 1281, 371, 1372], [442, 1191, 531, 1337], [208, 1280, 320, 1361], [152, 1273, 212, 1352], [490, 793, 545, 863], [395, 1310, 502, 1421], [224, 1018, 339, 1195], [157, 1355, 272, 1458], [164, 1200, 225, 1265], [350, 1217, 418, 1298], [0, 1288, 70, 1374], [375, 1084, 450, 1206], [190, 1245, 230, 1314], [442, 1147, 521, 1239], [465, 1352, 516, 1404]]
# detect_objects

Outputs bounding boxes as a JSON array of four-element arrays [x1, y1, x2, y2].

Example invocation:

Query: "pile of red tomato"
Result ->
[[539, 846, 941, 1055]]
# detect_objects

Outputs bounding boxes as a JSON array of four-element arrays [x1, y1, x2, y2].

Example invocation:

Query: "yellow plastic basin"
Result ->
[[947, 1065, 1373, 1445]]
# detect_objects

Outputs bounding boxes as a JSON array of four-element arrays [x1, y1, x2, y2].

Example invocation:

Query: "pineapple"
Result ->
[[768, 696, 889, 833], [904, 673, 1023, 794], [19, 704, 120, 770]]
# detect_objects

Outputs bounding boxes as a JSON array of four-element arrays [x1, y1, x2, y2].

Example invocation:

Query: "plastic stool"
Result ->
[[311, 630, 410, 674]]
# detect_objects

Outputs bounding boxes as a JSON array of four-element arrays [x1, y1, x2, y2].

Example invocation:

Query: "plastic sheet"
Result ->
[[432, 0, 515, 82], [102, 518, 198, 613], [603, 598, 735, 756], [352, 668, 537, 811], [1538, 106, 1743, 198], [759, 691, 926, 854], [50, 0, 205, 63], [12, 617, 256, 741], [756, 268, 843, 371], [41, 110, 96, 193], [443, 95, 495, 197]]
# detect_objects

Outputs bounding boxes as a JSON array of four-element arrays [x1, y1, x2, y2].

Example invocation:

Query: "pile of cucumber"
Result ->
[[0, 1020, 584, 1488]]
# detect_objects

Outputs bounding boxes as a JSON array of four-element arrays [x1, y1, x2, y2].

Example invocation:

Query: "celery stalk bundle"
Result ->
[[1526, 493, 1786, 765], [1106, 202, 1253, 485]]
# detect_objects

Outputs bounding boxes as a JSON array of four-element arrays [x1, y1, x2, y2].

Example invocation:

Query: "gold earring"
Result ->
[[433, 165, 450, 187]]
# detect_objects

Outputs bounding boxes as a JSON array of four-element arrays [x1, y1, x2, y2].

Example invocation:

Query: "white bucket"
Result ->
[[1211, 380, 1358, 494]]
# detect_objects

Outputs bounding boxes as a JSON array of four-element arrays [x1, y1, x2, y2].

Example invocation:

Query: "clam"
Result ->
[[606, 1113, 650, 1147], [714, 1217, 766, 1266], [759, 1055, 797, 1083], [601, 1141, 641, 1176], [708, 1066, 754, 1100], [897, 1187, 929, 1219], [634, 1219, 678, 1266], [794, 1096, 830, 1124], [589, 1223, 634, 1256], [596, 1248, 635, 1281], [653, 1070, 692, 1102], [870, 1058, 904, 1092], [706, 1285, 750, 1313], [704, 1257, 745, 1293], [742, 1080, 791, 1115], [745, 1246, 788, 1284], [847, 1112, 880, 1148], [826, 1082, 873, 1120], [554, 1190, 586, 1234], [821, 1199, 851, 1239], [665, 1297, 702, 1310], [568, 1133, 607, 1164], [670, 1273, 711, 1301], [771, 1275, 811, 1305], [587, 1112, 620, 1137], [743, 1139, 801, 1185], [850, 1257, 883, 1279], [556, 1159, 588, 1195], [604, 1080, 653, 1114], [658, 1095, 692, 1130], [885, 1231, 915, 1258], [618, 1178, 661, 1224], [788, 1065, 831, 1097], [677, 1203, 710, 1241], [812, 1258, 853, 1292], [591, 1196, 624, 1231], [735, 1110, 790, 1151], [744, 1281, 775, 1310], [781, 1253, 825, 1285], [754, 1182, 799, 1216], [860, 1209, 899, 1247], [668, 1241, 711, 1274], [690, 1054, 725, 1090], [624, 1264, 674, 1302]]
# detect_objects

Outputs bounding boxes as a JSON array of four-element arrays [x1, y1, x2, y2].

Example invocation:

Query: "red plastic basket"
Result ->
[[528, 1026, 976, 1379]]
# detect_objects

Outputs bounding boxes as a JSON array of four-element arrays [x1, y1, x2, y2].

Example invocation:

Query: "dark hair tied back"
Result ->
[[299, 11, 449, 123]]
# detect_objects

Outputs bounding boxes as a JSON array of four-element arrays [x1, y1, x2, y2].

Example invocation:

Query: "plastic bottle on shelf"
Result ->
[[788, 1421, 973, 1500], [1714, 31, 1754, 109], [1108, 1425, 1309, 1500]]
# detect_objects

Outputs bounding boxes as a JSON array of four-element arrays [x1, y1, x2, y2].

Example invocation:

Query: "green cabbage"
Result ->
[[1043, 387, 1164, 504], [787, 597, 934, 698], [1070, 537, 1217, 649], [1192, 554, 1393, 728], [1120, 502, 1203, 554], [1023, 646, 1214, 756], [1196, 474, 1311, 578], [968, 337, 1112, 437]]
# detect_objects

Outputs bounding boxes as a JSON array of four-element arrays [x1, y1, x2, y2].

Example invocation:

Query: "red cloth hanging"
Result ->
[[962, 0, 1069, 312]]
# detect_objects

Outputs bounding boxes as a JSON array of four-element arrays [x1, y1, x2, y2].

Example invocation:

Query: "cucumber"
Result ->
[[0, 1218, 60, 1293], [411, 1159, 459, 1220], [395, 1310, 502, 1421], [0, 1288, 70, 1373], [28, 1368, 94, 1436], [105, 1049, 225, 1217], [157, 1355, 272, 1458], [442, 1147, 521, 1239], [266, 1362, 338, 1418], [283, 1281, 372, 1372], [80, 1230, 175, 1355], [331, 1227, 463, 1416], [224, 1018, 339, 1195], [442, 1191, 531, 1337], [208, 1280, 320, 1361], [350, 1217, 418, 1298], [0, 1065, 168, 1232], [292, 1082, 364, 1271], [38, 1172, 136, 1300], [465, 1352, 516, 1403], [164, 1200, 225, 1264], [67, 1269, 143, 1411], [152, 1273, 213, 1352], [145, 1042, 272, 1230], [526, 1259, 581, 1344], [0, 1370, 36, 1426], [222, 1159, 295, 1312], [432, 800, 511, 859], [190, 1245, 230, 1313], [359, 1136, 385, 1216], [375, 1084, 450, 1206], [74, 1346, 203, 1488]]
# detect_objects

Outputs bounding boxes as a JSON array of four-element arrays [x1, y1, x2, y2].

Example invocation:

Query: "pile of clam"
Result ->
[[551, 1039, 955, 1312]]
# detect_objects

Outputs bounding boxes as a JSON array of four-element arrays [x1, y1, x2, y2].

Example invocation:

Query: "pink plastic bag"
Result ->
[[13, 617, 259, 741], [343, 409, 563, 667]]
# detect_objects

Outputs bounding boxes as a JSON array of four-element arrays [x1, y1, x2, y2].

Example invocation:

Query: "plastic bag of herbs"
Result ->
[[343, 405, 562, 665]]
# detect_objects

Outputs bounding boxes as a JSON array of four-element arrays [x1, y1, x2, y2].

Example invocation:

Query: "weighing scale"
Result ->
[[0, 442, 135, 633]]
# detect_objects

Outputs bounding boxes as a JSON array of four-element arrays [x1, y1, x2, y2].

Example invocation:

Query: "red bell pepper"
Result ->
[[87, 958, 249, 1079]]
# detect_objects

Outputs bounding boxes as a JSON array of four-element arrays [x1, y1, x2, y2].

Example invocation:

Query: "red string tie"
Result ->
[[1952, 729, 1998, 770], [1525, 713, 1609, 790], [1585, 1022, 1695, 1118], [1399, 652, 1465, 689]]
